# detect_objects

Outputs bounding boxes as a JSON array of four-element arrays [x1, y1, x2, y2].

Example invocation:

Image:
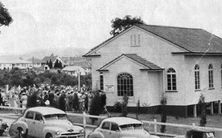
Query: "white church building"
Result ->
[[84, 24, 222, 117]]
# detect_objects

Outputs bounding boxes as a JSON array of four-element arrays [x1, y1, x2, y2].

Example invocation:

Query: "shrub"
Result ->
[[113, 102, 122, 113], [121, 92, 129, 117], [89, 91, 103, 124]]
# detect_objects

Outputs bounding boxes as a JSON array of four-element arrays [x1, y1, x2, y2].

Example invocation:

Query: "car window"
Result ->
[[101, 122, 110, 130], [44, 114, 67, 120], [111, 123, 119, 131], [120, 123, 143, 131], [35, 113, 43, 121], [25, 111, 34, 119]]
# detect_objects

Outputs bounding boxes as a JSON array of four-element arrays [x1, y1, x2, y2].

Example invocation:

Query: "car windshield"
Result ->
[[119, 123, 143, 131], [44, 114, 67, 120]]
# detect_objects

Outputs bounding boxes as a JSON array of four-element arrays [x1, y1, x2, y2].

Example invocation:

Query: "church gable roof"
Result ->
[[98, 54, 163, 71], [84, 24, 222, 57], [137, 24, 222, 53]]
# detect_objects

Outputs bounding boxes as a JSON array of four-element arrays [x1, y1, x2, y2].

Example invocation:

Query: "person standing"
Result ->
[[0, 90, 3, 106], [58, 93, 66, 111]]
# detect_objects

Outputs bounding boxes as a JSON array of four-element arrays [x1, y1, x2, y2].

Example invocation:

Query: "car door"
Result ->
[[100, 121, 111, 138], [110, 122, 120, 138], [24, 111, 35, 137], [33, 112, 44, 138]]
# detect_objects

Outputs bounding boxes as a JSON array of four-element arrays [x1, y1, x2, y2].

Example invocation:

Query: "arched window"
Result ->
[[117, 73, 133, 96], [167, 68, 177, 91], [194, 65, 200, 90], [208, 64, 214, 89]]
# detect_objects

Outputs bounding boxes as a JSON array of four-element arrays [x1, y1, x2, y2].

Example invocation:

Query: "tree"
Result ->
[[0, 2, 12, 26], [110, 15, 144, 36], [48, 59, 53, 69], [57, 61, 63, 69], [54, 60, 59, 68]]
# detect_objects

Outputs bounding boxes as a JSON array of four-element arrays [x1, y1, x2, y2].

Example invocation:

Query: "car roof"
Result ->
[[26, 106, 65, 115], [188, 129, 215, 133], [103, 117, 142, 126]]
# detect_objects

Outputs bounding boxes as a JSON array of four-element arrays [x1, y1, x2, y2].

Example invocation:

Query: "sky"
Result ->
[[0, 0, 222, 57]]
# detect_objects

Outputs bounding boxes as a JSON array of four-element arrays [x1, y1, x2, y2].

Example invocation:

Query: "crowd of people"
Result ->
[[0, 84, 107, 113]]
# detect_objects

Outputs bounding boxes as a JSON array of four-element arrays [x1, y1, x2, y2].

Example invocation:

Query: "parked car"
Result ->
[[87, 117, 160, 138], [175, 129, 215, 138], [9, 106, 85, 138]]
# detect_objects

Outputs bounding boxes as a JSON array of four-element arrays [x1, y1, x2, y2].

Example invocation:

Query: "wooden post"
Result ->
[[83, 111, 86, 138], [83, 111, 86, 128], [193, 104, 197, 117], [192, 123, 195, 129], [78, 71, 81, 91], [210, 102, 214, 115], [154, 119, 157, 134], [219, 101, 221, 114], [5, 85, 8, 94]]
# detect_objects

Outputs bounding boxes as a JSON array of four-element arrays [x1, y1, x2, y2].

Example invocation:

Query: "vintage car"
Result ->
[[87, 117, 160, 138], [175, 129, 215, 138], [9, 106, 85, 138]]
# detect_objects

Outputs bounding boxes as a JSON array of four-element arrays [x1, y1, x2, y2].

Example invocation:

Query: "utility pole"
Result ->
[[78, 70, 81, 91]]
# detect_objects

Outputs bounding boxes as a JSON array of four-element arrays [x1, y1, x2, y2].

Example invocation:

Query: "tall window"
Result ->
[[194, 65, 200, 90], [117, 73, 133, 96], [221, 64, 222, 87], [100, 72, 104, 90], [130, 34, 141, 46], [208, 64, 214, 89], [167, 68, 177, 91]]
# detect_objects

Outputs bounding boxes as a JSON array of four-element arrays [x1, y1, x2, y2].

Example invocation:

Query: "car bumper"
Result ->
[[55, 134, 84, 138]]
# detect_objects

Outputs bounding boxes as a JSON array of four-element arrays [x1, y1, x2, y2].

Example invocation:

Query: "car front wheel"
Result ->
[[45, 133, 53, 138], [17, 127, 25, 138]]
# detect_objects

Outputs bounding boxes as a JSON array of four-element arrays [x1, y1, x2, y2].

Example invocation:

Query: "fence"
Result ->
[[142, 119, 222, 137], [1, 106, 222, 137]]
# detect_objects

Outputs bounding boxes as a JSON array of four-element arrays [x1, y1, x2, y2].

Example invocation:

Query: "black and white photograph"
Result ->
[[0, 0, 222, 137]]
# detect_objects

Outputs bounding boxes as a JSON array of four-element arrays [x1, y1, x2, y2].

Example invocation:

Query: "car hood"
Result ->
[[120, 129, 152, 138], [45, 120, 83, 132]]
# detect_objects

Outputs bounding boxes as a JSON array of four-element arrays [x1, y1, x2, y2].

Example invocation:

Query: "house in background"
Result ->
[[62, 65, 88, 76], [84, 24, 222, 117], [28, 57, 42, 68], [0, 56, 37, 70], [41, 54, 66, 69], [61, 56, 91, 71]]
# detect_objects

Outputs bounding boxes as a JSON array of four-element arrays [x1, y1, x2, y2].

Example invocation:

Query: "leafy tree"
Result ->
[[0, 2, 12, 26], [0, 68, 90, 87], [58, 61, 63, 69], [54, 59, 59, 68], [110, 15, 144, 36], [48, 59, 53, 69], [80, 73, 92, 89]]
